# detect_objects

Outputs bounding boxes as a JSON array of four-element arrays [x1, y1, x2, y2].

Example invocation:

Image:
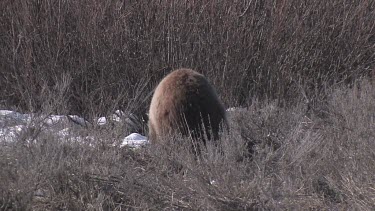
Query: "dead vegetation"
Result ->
[[1, 79, 375, 210], [1, 0, 375, 210]]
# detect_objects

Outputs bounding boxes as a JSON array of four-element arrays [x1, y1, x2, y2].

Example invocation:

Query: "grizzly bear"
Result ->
[[148, 68, 227, 145]]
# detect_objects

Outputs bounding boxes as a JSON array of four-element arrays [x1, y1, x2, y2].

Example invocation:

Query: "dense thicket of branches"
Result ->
[[2, 79, 375, 210], [1, 0, 374, 117], [1, 1, 375, 210]]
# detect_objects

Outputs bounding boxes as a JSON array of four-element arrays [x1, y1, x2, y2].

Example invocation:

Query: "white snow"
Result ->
[[0, 125, 26, 142], [0, 109, 148, 148], [226, 107, 247, 112], [0, 110, 16, 116], [0, 109, 32, 123], [120, 133, 148, 148], [44, 115, 66, 126], [96, 110, 125, 125], [97, 117, 108, 125], [0, 107, 239, 147]]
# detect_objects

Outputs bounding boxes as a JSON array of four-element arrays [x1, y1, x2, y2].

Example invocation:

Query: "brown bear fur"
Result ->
[[148, 68, 227, 144]]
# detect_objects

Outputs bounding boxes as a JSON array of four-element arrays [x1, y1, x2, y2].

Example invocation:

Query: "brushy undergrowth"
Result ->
[[1, 79, 375, 210], [1, 0, 374, 117], [1, 0, 375, 210]]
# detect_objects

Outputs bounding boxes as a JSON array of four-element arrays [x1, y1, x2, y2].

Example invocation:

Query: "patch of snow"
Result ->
[[226, 107, 248, 112], [97, 117, 107, 125], [1, 109, 147, 149], [57, 128, 71, 138], [96, 111, 126, 125], [0, 110, 32, 123], [0, 110, 14, 116], [0, 125, 26, 142], [210, 179, 218, 185], [110, 114, 122, 122], [55, 128, 94, 144], [44, 115, 66, 126], [114, 109, 125, 117], [120, 133, 148, 148], [226, 107, 237, 112]]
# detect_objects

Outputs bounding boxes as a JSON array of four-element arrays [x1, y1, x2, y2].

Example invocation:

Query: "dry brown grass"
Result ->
[[1, 0, 374, 116], [1, 0, 375, 210], [1, 79, 375, 210]]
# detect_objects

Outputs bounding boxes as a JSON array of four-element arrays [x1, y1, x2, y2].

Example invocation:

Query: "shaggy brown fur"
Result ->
[[148, 68, 227, 144]]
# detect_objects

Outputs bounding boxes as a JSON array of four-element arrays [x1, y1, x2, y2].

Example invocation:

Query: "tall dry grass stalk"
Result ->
[[0, 0, 374, 117]]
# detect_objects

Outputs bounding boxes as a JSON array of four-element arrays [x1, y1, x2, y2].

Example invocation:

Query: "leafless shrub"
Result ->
[[1, 0, 374, 116], [1, 0, 375, 210], [1, 79, 375, 209]]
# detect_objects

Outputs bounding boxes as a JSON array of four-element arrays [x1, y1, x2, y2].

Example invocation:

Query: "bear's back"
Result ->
[[148, 68, 226, 143]]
